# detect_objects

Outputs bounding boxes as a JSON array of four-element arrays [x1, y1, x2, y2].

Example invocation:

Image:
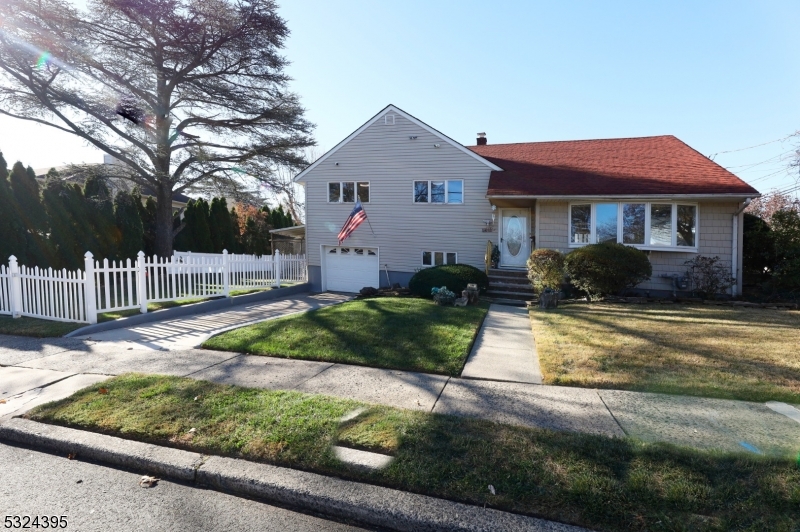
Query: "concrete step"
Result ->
[[488, 269, 528, 280], [486, 298, 529, 307], [486, 289, 534, 301], [490, 280, 532, 290]]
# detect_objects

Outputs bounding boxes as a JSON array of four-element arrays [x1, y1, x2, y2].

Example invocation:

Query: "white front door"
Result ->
[[500, 209, 530, 268]]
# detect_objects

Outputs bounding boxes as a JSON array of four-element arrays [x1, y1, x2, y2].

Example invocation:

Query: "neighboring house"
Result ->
[[294, 105, 759, 296]]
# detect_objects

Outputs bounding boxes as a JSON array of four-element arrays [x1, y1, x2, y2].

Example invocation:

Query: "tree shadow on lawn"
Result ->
[[244, 298, 487, 376], [340, 410, 800, 532], [533, 305, 800, 402]]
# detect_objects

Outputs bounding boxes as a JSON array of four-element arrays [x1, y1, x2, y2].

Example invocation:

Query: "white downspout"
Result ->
[[731, 198, 752, 297]]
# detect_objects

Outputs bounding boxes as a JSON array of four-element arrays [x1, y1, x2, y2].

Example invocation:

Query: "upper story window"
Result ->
[[413, 180, 464, 204], [329, 181, 369, 203], [569, 202, 697, 250]]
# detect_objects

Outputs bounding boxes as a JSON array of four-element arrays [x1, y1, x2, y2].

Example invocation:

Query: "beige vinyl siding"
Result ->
[[537, 200, 570, 253], [536, 200, 738, 292], [302, 112, 496, 273]]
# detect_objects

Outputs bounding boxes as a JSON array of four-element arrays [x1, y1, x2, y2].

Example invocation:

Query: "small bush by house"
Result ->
[[684, 255, 736, 299], [409, 264, 488, 298], [526, 249, 565, 293], [564, 242, 651, 299]]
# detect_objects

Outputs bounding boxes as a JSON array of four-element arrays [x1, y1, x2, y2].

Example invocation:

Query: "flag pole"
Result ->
[[361, 199, 376, 235]]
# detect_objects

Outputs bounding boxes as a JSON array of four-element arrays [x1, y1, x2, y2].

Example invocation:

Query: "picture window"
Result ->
[[569, 202, 698, 250]]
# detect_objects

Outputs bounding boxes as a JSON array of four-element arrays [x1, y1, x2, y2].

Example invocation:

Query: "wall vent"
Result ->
[[384, 114, 395, 125]]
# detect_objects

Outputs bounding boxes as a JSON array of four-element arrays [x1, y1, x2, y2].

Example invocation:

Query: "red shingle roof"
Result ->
[[468, 135, 759, 197]]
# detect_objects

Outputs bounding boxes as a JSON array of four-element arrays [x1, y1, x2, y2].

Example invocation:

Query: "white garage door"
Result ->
[[324, 246, 380, 293]]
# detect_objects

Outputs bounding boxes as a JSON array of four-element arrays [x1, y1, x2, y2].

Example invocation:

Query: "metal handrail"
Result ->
[[485, 240, 493, 275]]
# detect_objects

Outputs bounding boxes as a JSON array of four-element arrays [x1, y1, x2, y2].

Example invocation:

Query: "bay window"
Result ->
[[569, 202, 698, 250], [622, 203, 645, 244]]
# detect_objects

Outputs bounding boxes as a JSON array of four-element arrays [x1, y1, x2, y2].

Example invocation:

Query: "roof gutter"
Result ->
[[731, 197, 753, 298], [486, 193, 761, 200]]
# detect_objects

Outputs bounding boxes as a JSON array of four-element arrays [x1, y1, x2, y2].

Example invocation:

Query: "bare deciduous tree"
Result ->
[[0, 0, 314, 255]]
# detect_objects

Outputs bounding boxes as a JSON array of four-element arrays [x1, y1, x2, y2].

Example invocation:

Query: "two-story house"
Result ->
[[294, 105, 759, 297]]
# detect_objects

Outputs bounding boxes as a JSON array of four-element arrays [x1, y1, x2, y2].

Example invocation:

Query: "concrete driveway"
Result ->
[[78, 292, 351, 351], [0, 293, 351, 421]]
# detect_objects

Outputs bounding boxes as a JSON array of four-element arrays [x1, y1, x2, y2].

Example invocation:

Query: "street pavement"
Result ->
[[0, 442, 370, 532]]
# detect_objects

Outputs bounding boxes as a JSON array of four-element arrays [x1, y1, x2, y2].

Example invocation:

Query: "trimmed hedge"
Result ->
[[409, 264, 489, 298], [564, 242, 651, 299]]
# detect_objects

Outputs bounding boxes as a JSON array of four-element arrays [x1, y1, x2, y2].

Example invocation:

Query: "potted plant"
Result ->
[[491, 245, 500, 268], [431, 286, 456, 306]]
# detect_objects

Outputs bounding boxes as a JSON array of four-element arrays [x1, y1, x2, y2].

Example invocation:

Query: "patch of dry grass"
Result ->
[[531, 303, 800, 403]]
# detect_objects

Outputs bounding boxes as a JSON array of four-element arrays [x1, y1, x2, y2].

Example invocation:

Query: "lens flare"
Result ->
[[36, 52, 51, 69]]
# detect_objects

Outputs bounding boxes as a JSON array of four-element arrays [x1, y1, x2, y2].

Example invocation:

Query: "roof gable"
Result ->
[[294, 105, 502, 182], [469, 135, 760, 197]]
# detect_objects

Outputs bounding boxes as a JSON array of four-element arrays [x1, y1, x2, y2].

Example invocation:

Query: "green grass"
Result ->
[[202, 297, 489, 376], [97, 298, 207, 322], [0, 298, 209, 338], [0, 315, 84, 337], [531, 303, 800, 403], [29, 374, 800, 532]]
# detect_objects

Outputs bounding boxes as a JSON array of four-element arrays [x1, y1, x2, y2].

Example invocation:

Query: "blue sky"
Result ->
[[2, 0, 799, 195]]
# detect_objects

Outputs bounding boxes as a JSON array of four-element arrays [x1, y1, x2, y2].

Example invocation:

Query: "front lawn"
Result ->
[[28, 374, 800, 532], [202, 297, 489, 376], [531, 303, 800, 403]]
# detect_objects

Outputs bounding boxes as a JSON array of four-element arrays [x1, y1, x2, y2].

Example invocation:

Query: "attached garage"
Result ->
[[322, 246, 380, 293]]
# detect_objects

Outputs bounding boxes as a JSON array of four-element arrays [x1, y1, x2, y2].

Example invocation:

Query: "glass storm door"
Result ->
[[500, 209, 529, 267]]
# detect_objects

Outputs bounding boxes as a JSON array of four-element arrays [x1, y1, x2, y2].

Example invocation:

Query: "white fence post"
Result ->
[[137, 251, 148, 314], [274, 250, 281, 288], [83, 252, 98, 324], [222, 249, 230, 297], [8, 255, 22, 319]]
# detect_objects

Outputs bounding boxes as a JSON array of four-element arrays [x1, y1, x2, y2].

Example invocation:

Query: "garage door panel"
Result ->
[[324, 247, 379, 293]]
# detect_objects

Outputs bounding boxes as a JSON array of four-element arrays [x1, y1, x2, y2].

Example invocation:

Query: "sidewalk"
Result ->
[[4, 340, 800, 455], [2, 294, 800, 455]]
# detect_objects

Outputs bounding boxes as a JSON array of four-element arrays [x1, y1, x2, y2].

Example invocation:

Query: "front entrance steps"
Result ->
[[487, 269, 534, 305]]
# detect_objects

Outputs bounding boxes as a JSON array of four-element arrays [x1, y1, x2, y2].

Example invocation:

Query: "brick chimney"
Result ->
[[477, 132, 487, 146]]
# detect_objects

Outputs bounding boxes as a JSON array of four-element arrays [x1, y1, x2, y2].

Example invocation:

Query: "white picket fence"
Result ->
[[0, 250, 307, 325]]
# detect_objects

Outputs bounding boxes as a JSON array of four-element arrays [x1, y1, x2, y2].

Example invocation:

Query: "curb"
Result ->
[[0, 418, 587, 532], [65, 284, 311, 338]]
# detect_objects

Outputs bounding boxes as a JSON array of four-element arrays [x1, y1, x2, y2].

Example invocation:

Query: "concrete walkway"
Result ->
[[461, 304, 542, 384]]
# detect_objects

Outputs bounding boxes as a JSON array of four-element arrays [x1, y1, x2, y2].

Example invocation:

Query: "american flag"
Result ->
[[338, 199, 368, 245]]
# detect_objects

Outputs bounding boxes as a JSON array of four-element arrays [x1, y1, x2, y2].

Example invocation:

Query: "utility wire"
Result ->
[[708, 132, 798, 160]]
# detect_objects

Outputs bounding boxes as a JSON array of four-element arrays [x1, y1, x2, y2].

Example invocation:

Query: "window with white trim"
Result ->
[[422, 251, 458, 266], [328, 181, 369, 203], [569, 202, 698, 250], [413, 180, 464, 204]]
